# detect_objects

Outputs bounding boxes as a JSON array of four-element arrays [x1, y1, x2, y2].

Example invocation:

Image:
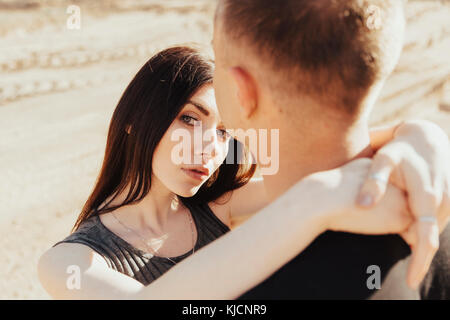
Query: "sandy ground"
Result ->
[[0, 0, 449, 299]]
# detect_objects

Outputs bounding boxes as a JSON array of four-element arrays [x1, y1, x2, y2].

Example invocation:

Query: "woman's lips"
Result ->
[[181, 168, 209, 181]]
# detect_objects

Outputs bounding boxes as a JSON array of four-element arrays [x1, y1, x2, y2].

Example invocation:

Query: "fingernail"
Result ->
[[357, 194, 373, 207]]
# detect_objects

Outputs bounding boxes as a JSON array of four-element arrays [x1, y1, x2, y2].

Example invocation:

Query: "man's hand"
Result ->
[[357, 120, 450, 290]]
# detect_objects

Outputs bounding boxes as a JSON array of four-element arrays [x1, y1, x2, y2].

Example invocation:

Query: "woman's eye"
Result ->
[[217, 129, 231, 141], [180, 115, 200, 126]]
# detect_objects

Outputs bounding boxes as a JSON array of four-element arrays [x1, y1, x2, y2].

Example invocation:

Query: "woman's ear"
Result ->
[[229, 67, 258, 119]]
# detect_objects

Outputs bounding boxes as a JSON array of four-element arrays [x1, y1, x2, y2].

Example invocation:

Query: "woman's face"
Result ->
[[152, 84, 231, 197]]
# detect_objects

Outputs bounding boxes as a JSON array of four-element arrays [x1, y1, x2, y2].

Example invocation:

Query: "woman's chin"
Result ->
[[174, 184, 202, 198]]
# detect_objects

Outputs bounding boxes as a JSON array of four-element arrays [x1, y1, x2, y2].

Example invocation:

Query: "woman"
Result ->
[[37, 46, 422, 299]]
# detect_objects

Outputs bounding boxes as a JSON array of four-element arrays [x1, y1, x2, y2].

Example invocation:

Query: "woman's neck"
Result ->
[[111, 177, 180, 235]]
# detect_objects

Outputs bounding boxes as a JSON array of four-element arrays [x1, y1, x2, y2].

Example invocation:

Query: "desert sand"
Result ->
[[0, 0, 449, 299]]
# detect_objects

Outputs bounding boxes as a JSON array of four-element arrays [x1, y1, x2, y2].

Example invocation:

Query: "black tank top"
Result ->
[[52, 201, 230, 286]]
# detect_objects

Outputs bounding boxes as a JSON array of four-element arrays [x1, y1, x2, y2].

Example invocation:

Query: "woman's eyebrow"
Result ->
[[187, 101, 210, 116]]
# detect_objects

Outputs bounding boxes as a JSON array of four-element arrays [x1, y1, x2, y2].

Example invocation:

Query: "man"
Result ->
[[212, 0, 450, 299]]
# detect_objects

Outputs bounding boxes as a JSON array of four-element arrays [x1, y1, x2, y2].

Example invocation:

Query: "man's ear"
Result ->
[[229, 67, 258, 119]]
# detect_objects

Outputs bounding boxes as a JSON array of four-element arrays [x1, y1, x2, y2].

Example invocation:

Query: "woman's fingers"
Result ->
[[407, 175, 450, 289], [359, 121, 449, 289], [439, 177, 450, 233], [401, 155, 441, 289], [407, 220, 440, 289], [405, 178, 450, 289], [358, 142, 443, 289], [356, 145, 402, 208]]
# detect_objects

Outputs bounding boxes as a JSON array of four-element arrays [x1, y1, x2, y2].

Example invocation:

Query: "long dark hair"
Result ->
[[72, 46, 256, 232]]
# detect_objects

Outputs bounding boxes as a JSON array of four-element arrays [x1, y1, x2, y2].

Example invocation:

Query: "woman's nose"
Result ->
[[193, 131, 218, 164], [194, 146, 216, 164]]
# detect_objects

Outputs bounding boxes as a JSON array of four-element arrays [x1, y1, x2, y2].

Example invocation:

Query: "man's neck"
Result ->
[[262, 116, 374, 202]]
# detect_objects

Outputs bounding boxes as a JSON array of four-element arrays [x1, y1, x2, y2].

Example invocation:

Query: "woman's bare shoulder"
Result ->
[[208, 178, 268, 230]]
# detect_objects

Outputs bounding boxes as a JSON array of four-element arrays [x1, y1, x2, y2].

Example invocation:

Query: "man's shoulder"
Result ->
[[239, 230, 415, 299], [310, 230, 411, 260]]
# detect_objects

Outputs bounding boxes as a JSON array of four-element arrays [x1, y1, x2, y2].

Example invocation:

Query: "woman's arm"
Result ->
[[38, 242, 144, 299], [38, 159, 411, 299], [226, 121, 444, 229], [224, 122, 403, 227], [38, 177, 322, 300], [221, 121, 403, 228]]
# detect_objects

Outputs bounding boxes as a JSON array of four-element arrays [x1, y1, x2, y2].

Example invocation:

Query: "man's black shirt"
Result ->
[[238, 225, 450, 299]]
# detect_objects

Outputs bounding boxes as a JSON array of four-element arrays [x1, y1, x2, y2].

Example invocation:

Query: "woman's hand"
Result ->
[[309, 158, 413, 235], [357, 120, 450, 289]]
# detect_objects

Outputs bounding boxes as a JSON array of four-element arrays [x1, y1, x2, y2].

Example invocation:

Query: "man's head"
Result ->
[[213, 0, 406, 131]]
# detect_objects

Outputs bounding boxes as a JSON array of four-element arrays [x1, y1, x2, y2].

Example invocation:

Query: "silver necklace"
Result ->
[[111, 208, 195, 265]]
